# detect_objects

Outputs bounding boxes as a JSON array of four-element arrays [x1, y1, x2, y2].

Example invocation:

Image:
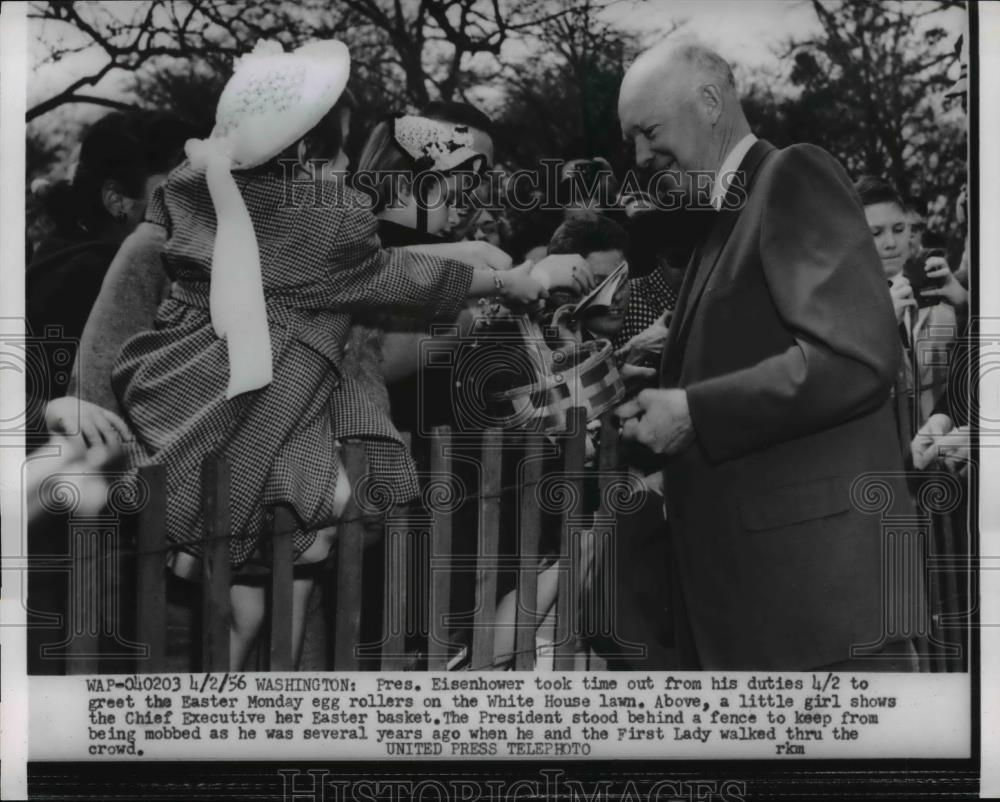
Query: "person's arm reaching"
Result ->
[[323, 204, 555, 321], [66, 222, 170, 415]]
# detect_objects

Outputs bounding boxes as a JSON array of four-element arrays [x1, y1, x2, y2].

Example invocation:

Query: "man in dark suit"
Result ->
[[615, 41, 921, 671]]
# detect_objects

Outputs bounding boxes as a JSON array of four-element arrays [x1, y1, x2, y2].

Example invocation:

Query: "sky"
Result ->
[[608, 0, 823, 69], [26, 0, 966, 135], [607, 0, 966, 81]]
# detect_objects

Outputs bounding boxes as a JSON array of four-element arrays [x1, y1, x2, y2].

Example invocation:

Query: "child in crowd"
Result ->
[[350, 111, 597, 432], [487, 212, 672, 668], [111, 40, 554, 669], [854, 176, 967, 439]]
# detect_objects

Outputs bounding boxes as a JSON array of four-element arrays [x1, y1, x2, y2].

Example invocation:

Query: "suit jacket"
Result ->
[[905, 301, 959, 428], [660, 139, 914, 670]]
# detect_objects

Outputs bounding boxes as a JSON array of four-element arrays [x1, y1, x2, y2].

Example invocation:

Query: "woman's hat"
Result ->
[[182, 39, 351, 400], [392, 115, 489, 174], [388, 114, 490, 234]]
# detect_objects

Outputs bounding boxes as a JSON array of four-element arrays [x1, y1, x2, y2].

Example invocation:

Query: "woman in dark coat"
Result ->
[[27, 111, 193, 437]]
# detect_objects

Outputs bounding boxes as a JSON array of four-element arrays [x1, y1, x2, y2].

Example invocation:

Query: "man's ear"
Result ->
[[700, 83, 724, 126]]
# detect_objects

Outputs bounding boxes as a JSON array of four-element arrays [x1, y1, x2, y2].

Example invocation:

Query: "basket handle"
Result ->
[[515, 314, 547, 377]]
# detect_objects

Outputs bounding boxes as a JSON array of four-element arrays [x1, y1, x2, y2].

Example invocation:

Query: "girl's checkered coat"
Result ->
[[112, 164, 472, 567]]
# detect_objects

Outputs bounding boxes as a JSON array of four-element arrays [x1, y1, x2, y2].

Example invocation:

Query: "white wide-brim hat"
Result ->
[[211, 39, 351, 169], [183, 39, 351, 400]]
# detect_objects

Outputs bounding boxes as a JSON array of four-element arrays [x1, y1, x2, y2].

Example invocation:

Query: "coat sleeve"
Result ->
[[322, 201, 474, 323], [684, 144, 901, 463], [67, 223, 170, 414]]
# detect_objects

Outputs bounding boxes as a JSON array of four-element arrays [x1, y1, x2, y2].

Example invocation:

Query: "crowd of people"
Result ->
[[24, 34, 971, 673]]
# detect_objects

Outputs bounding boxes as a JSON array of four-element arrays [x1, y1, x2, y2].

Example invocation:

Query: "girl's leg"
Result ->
[[230, 581, 267, 670], [288, 524, 338, 668], [492, 561, 561, 666], [291, 573, 318, 666], [289, 457, 354, 667], [230, 574, 319, 670]]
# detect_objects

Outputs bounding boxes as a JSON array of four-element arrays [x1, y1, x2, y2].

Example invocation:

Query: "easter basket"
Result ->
[[486, 315, 625, 434]]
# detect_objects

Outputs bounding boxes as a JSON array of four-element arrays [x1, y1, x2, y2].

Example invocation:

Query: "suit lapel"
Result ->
[[659, 238, 702, 384], [660, 140, 775, 384]]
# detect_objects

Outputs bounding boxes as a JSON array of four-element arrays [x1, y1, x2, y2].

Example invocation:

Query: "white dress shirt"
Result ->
[[710, 133, 758, 210]]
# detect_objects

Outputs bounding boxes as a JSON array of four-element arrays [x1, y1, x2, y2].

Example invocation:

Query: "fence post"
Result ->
[[136, 465, 167, 673], [201, 456, 232, 672], [42, 471, 146, 672], [332, 442, 368, 670], [64, 523, 102, 674], [470, 428, 503, 670], [380, 505, 411, 671], [585, 412, 623, 671], [427, 426, 455, 671], [514, 436, 544, 670], [268, 505, 297, 671], [555, 407, 586, 670]]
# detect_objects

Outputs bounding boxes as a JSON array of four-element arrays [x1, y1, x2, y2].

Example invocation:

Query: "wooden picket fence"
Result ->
[[57, 404, 970, 674], [63, 407, 618, 673]]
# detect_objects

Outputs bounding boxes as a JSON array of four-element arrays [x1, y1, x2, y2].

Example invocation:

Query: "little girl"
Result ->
[[111, 39, 551, 669]]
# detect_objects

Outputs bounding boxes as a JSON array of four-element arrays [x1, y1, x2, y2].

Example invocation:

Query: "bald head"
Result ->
[[622, 40, 736, 102], [619, 40, 750, 184]]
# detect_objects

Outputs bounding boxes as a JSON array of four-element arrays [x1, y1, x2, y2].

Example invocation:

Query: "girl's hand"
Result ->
[[531, 253, 596, 293], [615, 309, 672, 363], [920, 255, 969, 309], [497, 263, 548, 306], [889, 275, 916, 322], [44, 396, 132, 450]]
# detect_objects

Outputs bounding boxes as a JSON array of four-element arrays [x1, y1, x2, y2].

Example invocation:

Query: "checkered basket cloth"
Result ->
[[487, 318, 625, 433]]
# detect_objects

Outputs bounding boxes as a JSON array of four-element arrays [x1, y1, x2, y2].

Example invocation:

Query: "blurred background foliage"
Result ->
[[26, 0, 967, 245]]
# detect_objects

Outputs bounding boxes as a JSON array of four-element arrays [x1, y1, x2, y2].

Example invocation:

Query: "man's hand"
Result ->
[[888, 275, 916, 322], [910, 412, 970, 471], [619, 363, 658, 384], [640, 470, 664, 496], [617, 191, 657, 218], [615, 309, 672, 363], [615, 388, 694, 456], [940, 425, 971, 473]]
